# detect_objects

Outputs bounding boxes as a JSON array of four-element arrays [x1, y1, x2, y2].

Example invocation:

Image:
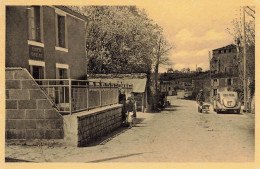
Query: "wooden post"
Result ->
[[86, 81, 89, 110]]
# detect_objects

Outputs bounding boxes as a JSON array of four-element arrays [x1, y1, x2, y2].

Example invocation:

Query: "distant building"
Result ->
[[210, 44, 239, 76], [6, 6, 87, 80], [210, 44, 240, 101]]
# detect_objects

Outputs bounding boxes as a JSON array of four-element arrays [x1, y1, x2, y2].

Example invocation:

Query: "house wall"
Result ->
[[6, 6, 29, 69], [6, 6, 87, 80], [42, 6, 56, 79], [211, 47, 238, 75]]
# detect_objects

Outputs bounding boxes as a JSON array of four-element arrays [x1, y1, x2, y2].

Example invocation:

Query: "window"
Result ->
[[58, 68, 67, 79], [29, 60, 45, 80], [30, 65, 44, 79], [213, 89, 217, 96], [224, 49, 226, 53], [56, 63, 69, 79], [218, 50, 221, 54], [56, 13, 67, 48], [227, 78, 232, 85], [229, 49, 232, 53], [28, 6, 42, 42]]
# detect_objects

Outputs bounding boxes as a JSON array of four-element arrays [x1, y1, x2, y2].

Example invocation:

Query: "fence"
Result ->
[[35, 79, 133, 115]]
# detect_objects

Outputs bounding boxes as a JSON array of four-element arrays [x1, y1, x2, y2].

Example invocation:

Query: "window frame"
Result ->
[[28, 60, 45, 79], [55, 9, 68, 52], [56, 63, 70, 79], [27, 6, 44, 43]]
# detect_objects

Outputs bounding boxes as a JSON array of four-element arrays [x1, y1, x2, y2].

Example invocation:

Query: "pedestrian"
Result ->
[[125, 92, 137, 128], [196, 90, 205, 106], [118, 89, 127, 126]]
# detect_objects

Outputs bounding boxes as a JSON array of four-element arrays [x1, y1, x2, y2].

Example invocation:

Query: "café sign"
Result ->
[[29, 45, 44, 60]]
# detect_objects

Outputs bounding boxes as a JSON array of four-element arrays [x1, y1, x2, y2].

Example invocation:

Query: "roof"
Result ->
[[89, 78, 147, 93], [213, 44, 236, 51]]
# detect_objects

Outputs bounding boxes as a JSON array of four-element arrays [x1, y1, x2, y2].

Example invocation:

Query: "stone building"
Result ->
[[6, 6, 87, 80], [210, 44, 240, 101]]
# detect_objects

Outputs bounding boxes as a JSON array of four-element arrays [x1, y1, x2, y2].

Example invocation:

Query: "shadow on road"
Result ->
[[86, 118, 146, 147], [5, 158, 33, 163], [162, 105, 182, 112], [86, 152, 149, 163]]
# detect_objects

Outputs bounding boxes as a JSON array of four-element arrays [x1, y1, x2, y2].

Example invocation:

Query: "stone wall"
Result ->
[[63, 104, 122, 147], [5, 68, 64, 141]]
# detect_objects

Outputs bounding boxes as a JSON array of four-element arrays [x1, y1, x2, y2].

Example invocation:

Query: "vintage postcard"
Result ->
[[0, 0, 258, 168]]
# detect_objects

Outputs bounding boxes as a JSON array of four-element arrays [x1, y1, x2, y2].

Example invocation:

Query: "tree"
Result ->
[[197, 67, 203, 72], [75, 6, 164, 74], [71, 6, 173, 111], [226, 6, 255, 112]]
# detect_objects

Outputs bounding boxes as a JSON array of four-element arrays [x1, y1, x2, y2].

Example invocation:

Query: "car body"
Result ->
[[213, 91, 241, 114]]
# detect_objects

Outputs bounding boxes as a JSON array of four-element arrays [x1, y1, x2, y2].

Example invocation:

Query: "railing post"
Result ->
[[86, 81, 89, 110], [99, 81, 102, 107], [69, 79, 72, 115]]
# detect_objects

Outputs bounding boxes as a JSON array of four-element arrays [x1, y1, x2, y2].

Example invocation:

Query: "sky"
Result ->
[[138, 0, 243, 72]]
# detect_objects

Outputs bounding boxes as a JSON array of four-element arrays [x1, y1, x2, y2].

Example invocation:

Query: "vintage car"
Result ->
[[213, 91, 241, 114]]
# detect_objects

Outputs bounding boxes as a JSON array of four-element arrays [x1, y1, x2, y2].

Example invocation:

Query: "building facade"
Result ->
[[210, 44, 240, 101], [6, 6, 87, 80]]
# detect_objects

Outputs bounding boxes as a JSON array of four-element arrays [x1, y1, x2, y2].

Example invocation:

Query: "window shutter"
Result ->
[[55, 13, 58, 46], [65, 15, 68, 48], [31, 7, 36, 40]]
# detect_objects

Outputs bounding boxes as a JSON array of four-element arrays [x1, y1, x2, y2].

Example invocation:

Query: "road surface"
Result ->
[[6, 96, 254, 162]]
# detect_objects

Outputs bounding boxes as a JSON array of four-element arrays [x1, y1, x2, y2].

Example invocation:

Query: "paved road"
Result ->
[[6, 96, 254, 162]]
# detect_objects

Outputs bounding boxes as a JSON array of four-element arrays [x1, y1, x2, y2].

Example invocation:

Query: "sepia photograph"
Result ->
[[2, 0, 256, 165]]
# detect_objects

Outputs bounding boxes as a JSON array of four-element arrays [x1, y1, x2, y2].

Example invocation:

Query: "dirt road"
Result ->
[[6, 96, 254, 162]]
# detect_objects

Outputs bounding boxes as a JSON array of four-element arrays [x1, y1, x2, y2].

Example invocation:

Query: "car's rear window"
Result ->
[[223, 94, 228, 97], [229, 94, 235, 97]]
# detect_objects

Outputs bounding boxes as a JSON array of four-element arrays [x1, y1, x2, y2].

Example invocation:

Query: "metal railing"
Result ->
[[35, 79, 133, 115]]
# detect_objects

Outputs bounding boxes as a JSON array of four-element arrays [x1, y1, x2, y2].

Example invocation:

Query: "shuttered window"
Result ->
[[28, 6, 42, 42], [55, 13, 67, 48]]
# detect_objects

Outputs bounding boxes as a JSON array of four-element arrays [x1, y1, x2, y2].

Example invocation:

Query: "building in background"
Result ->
[[210, 44, 240, 102], [6, 6, 87, 80]]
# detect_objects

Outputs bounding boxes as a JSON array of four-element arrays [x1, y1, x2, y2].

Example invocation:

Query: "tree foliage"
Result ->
[[74, 6, 172, 74], [226, 6, 255, 101]]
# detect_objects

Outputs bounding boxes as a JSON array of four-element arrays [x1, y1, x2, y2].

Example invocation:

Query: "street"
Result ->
[[5, 96, 254, 162]]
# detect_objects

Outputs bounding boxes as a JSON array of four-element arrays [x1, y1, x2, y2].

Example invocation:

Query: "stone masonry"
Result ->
[[5, 68, 64, 141], [63, 104, 122, 147]]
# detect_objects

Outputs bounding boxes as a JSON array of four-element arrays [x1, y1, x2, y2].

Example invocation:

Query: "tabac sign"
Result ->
[[29, 45, 44, 60]]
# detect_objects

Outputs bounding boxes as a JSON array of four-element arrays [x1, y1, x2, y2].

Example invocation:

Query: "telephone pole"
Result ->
[[243, 6, 247, 112]]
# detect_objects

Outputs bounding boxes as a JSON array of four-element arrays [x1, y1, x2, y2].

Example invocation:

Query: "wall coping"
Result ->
[[69, 104, 123, 120]]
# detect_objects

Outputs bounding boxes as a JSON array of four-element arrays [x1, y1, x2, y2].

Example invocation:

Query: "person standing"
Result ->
[[196, 90, 205, 106], [126, 92, 137, 128], [119, 89, 127, 125]]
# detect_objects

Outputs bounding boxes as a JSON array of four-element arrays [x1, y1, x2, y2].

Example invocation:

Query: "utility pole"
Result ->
[[209, 51, 212, 102], [243, 6, 247, 112]]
